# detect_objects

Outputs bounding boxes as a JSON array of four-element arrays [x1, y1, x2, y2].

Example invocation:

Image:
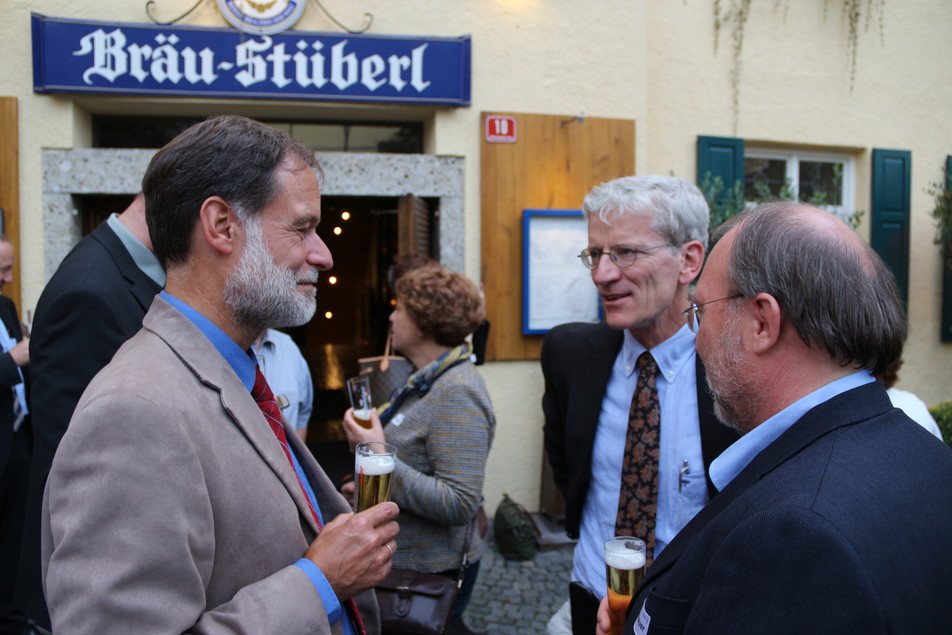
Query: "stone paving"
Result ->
[[464, 531, 574, 634]]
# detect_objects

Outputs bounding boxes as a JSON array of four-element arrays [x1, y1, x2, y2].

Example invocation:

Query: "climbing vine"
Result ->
[[714, 0, 886, 133]]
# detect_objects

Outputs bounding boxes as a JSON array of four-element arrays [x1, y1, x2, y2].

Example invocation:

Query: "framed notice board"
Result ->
[[522, 209, 601, 334]]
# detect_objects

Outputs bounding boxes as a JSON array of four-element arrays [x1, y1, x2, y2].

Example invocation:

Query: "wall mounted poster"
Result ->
[[522, 209, 601, 334]]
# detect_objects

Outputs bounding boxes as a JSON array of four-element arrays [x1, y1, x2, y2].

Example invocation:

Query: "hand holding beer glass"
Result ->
[[605, 537, 646, 635], [355, 441, 396, 512], [347, 375, 374, 429]]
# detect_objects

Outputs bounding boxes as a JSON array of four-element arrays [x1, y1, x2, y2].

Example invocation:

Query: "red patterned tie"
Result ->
[[615, 351, 661, 565], [252, 366, 367, 635]]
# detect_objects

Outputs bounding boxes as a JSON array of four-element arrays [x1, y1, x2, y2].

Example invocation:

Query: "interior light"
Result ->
[[325, 311, 333, 319], [341, 211, 351, 221], [333, 227, 342, 235], [328, 276, 338, 285]]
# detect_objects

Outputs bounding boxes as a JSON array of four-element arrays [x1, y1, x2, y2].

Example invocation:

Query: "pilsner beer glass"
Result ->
[[355, 442, 396, 512], [604, 536, 646, 635], [347, 376, 374, 429]]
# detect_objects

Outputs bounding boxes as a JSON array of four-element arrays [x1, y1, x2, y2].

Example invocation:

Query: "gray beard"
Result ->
[[224, 219, 318, 332]]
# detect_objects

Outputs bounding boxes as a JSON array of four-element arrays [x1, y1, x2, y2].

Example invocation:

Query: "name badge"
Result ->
[[390, 413, 405, 427], [634, 600, 651, 635]]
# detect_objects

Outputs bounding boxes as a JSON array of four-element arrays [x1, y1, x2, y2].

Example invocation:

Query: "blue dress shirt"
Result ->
[[160, 291, 352, 633], [573, 326, 708, 597]]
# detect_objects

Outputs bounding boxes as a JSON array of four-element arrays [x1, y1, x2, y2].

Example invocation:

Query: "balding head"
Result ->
[[716, 202, 906, 376]]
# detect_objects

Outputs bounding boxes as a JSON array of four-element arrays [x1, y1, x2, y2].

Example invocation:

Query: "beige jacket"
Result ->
[[42, 296, 380, 634]]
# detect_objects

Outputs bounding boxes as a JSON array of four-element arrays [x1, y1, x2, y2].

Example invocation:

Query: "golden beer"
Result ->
[[355, 448, 395, 512], [604, 538, 646, 635], [353, 408, 373, 429]]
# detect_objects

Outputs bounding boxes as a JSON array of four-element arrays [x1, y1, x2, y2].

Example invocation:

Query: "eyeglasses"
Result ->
[[683, 294, 743, 333], [578, 244, 672, 270]]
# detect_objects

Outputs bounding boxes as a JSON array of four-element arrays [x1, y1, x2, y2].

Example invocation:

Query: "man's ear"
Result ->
[[198, 197, 239, 256], [678, 240, 705, 285], [748, 292, 783, 354]]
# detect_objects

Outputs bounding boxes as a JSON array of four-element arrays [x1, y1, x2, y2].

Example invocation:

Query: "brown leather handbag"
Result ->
[[376, 518, 475, 635]]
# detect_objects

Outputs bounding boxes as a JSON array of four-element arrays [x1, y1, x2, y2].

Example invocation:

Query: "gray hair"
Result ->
[[582, 175, 710, 249], [723, 202, 906, 376]]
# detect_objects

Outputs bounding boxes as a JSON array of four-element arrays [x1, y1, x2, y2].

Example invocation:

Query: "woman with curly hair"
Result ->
[[342, 264, 496, 635]]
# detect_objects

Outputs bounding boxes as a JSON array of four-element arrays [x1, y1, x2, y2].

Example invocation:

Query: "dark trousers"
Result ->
[[569, 582, 599, 635], [0, 422, 31, 626]]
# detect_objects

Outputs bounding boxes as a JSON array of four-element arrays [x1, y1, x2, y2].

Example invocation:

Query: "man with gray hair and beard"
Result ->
[[597, 202, 952, 634], [41, 115, 399, 634]]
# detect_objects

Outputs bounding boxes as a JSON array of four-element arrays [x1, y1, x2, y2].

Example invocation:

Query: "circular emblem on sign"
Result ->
[[215, 0, 307, 35]]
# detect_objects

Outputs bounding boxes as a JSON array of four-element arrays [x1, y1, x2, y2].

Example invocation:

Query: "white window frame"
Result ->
[[745, 148, 855, 223]]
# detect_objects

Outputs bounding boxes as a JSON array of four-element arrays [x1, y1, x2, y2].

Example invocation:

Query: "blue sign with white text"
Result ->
[[32, 13, 471, 106]]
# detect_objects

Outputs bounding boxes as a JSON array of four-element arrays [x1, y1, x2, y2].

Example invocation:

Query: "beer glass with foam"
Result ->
[[347, 375, 374, 429], [604, 537, 646, 635], [355, 441, 395, 512]]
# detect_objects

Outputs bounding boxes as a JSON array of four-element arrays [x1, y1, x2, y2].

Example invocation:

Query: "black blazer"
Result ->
[[17, 221, 161, 626], [0, 294, 27, 476], [627, 382, 952, 633], [541, 322, 737, 539]]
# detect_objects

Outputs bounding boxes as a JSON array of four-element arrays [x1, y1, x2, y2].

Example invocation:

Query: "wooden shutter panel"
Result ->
[[397, 194, 430, 257], [942, 155, 952, 342], [697, 135, 744, 211], [0, 97, 20, 312], [871, 149, 912, 307]]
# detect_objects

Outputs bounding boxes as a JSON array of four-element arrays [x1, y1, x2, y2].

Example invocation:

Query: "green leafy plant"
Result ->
[[928, 400, 952, 448], [700, 164, 865, 231], [927, 163, 952, 269]]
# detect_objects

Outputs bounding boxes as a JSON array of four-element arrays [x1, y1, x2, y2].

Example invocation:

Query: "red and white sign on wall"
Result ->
[[485, 115, 517, 143]]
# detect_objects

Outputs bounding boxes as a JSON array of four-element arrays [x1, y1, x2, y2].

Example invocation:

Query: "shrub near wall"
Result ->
[[929, 401, 952, 447]]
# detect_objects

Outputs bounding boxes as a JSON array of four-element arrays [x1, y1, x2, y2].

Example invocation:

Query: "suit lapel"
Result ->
[[638, 381, 894, 595], [142, 298, 321, 535], [567, 326, 624, 468]]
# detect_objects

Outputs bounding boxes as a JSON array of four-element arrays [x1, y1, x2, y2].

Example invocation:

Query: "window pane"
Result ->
[[744, 158, 787, 200], [798, 161, 843, 206]]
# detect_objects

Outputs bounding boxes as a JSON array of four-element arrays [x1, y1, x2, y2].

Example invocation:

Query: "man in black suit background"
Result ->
[[542, 176, 737, 635], [0, 236, 31, 633], [13, 194, 163, 631], [605, 202, 952, 633]]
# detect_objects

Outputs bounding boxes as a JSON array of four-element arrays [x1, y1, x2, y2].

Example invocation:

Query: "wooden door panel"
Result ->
[[480, 113, 635, 361]]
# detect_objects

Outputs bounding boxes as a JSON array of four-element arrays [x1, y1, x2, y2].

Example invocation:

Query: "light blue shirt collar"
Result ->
[[107, 214, 166, 288], [709, 369, 875, 491], [622, 325, 695, 384], [159, 291, 256, 390]]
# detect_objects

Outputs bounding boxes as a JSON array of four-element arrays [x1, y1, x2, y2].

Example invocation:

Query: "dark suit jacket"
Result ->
[[42, 297, 379, 633], [0, 294, 29, 616], [17, 221, 161, 626], [541, 322, 737, 539], [0, 295, 27, 475], [627, 382, 952, 634]]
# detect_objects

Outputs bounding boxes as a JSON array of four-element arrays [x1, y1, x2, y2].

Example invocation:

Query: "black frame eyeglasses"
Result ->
[[683, 294, 743, 333], [578, 244, 672, 270]]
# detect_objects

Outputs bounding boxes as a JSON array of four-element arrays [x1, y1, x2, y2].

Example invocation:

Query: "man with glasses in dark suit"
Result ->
[[542, 176, 737, 635]]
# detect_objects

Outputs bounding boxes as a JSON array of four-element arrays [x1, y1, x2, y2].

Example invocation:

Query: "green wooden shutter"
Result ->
[[697, 135, 744, 224], [942, 155, 952, 341], [870, 149, 911, 307]]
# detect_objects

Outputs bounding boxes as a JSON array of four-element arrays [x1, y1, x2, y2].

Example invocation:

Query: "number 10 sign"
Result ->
[[485, 115, 517, 143]]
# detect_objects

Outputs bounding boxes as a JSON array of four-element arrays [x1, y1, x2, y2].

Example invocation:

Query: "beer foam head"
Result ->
[[357, 452, 395, 475], [605, 544, 646, 570]]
